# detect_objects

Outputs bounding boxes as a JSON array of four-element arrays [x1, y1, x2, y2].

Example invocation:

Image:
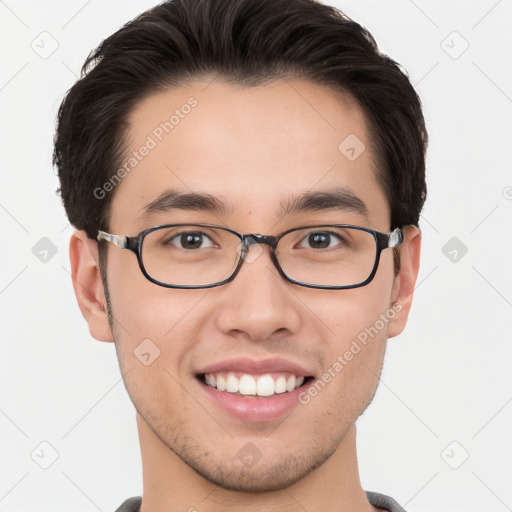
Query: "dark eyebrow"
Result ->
[[137, 189, 232, 221], [280, 188, 368, 219], [137, 187, 368, 223]]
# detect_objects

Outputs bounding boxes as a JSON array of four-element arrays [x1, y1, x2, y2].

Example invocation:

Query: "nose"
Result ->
[[214, 243, 302, 341]]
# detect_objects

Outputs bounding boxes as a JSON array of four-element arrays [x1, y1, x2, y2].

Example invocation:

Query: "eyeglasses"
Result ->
[[97, 223, 403, 290]]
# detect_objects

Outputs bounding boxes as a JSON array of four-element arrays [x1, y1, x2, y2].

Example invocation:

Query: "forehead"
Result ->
[[109, 78, 389, 231]]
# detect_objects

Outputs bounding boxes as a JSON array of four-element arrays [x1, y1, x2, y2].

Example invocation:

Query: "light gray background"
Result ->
[[1, 1, 511, 511]]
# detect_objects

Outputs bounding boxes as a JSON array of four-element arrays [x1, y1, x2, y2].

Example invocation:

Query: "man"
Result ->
[[54, 0, 426, 510]]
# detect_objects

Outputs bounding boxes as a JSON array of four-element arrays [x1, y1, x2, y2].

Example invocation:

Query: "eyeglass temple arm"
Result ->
[[97, 230, 128, 249], [388, 227, 404, 248]]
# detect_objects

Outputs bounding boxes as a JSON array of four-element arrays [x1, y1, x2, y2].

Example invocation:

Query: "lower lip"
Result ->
[[197, 377, 312, 422]]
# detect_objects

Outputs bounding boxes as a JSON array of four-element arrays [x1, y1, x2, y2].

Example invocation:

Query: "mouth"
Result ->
[[196, 371, 315, 398], [193, 357, 316, 421], [195, 370, 316, 422]]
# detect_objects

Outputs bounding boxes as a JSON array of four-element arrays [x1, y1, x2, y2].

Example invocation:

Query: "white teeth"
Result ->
[[204, 372, 308, 396], [216, 374, 226, 391], [286, 375, 296, 392], [256, 375, 275, 396], [226, 372, 239, 393], [275, 376, 287, 393], [239, 374, 256, 395]]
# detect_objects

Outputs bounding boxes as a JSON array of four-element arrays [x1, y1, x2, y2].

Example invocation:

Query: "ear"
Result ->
[[69, 230, 114, 342], [387, 225, 422, 339]]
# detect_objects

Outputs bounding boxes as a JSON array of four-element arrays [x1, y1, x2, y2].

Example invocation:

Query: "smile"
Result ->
[[201, 371, 311, 397]]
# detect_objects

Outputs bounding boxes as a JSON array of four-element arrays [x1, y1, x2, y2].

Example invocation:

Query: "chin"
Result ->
[[188, 455, 322, 493]]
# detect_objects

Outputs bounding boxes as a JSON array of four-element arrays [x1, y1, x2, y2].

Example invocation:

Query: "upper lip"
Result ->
[[196, 357, 314, 377]]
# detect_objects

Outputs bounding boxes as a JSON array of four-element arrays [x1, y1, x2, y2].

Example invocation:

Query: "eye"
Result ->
[[298, 231, 344, 249], [167, 231, 214, 250]]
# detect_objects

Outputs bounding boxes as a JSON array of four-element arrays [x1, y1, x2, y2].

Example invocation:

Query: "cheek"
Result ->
[[307, 293, 391, 428], [314, 254, 396, 342], [107, 253, 201, 338], [105, 277, 208, 426], [105, 256, 210, 386], [305, 252, 396, 399]]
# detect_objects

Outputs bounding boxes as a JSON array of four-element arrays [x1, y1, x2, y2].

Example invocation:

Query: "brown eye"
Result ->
[[167, 232, 213, 249], [299, 231, 343, 249], [308, 233, 330, 248]]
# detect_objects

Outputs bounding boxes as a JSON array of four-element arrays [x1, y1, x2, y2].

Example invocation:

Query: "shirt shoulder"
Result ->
[[114, 496, 142, 512], [366, 491, 408, 512]]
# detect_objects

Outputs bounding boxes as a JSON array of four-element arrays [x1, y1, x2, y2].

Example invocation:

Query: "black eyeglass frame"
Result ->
[[97, 223, 404, 290]]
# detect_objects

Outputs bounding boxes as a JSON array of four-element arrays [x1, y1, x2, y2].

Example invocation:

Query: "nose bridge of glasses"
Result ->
[[242, 233, 277, 251]]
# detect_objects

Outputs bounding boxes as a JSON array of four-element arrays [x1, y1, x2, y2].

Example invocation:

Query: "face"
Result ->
[[80, 78, 417, 492]]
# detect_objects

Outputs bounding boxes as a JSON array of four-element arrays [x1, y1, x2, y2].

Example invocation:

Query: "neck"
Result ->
[[137, 413, 377, 512]]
